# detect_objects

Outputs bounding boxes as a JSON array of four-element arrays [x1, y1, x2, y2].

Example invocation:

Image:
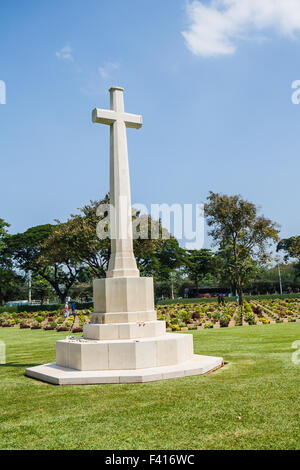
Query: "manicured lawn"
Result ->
[[0, 324, 300, 450]]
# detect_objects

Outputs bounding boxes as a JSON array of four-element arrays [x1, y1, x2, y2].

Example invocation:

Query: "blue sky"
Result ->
[[1, 0, 300, 247]]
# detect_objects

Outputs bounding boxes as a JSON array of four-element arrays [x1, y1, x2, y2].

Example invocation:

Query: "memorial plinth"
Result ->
[[25, 87, 223, 385]]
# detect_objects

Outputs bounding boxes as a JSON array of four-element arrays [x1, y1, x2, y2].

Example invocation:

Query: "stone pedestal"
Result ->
[[91, 277, 156, 324], [25, 276, 223, 385]]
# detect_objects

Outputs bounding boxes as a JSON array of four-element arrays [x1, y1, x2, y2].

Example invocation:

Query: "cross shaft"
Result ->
[[92, 87, 142, 278]]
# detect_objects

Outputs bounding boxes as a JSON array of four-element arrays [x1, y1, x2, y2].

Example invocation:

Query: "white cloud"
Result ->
[[56, 45, 74, 61], [98, 62, 119, 79], [182, 0, 300, 57]]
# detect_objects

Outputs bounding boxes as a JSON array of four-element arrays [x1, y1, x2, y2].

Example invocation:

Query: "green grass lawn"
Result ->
[[0, 324, 300, 450]]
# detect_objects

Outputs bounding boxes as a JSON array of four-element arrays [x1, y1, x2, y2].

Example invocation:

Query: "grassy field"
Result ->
[[0, 324, 300, 450]]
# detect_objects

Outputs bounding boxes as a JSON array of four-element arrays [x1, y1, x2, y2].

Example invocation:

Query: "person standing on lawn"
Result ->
[[64, 301, 70, 318]]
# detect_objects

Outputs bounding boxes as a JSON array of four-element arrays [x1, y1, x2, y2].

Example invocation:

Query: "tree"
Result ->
[[0, 269, 25, 305], [216, 244, 259, 296], [7, 198, 183, 302], [0, 218, 25, 305], [0, 218, 12, 270], [0, 218, 10, 255], [138, 237, 187, 299], [47, 198, 173, 281], [277, 236, 300, 261], [31, 275, 54, 305], [7, 224, 53, 272], [184, 249, 216, 293], [8, 224, 85, 303], [204, 192, 280, 306], [277, 236, 300, 281], [45, 198, 111, 278]]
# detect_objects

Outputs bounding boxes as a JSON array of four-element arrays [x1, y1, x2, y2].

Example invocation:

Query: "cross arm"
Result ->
[[123, 113, 143, 129], [92, 108, 142, 129], [92, 108, 117, 125]]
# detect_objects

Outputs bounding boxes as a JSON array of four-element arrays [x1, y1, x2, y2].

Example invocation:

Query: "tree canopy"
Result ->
[[205, 192, 280, 305], [184, 249, 216, 291]]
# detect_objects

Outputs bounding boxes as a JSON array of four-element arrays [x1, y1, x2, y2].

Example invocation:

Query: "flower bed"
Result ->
[[157, 302, 236, 329], [0, 309, 92, 332], [1, 300, 300, 332]]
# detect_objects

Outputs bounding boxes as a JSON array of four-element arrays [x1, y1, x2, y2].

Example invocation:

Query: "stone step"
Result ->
[[56, 333, 193, 371], [25, 355, 224, 385], [83, 320, 166, 341], [92, 310, 157, 324]]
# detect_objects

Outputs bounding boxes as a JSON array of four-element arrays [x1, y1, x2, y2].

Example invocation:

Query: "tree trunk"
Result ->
[[196, 279, 199, 297], [237, 275, 243, 305], [238, 288, 243, 307]]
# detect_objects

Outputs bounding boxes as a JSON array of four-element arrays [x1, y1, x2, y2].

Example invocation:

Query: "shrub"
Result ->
[[20, 320, 29, 328], [192, 312, 200, 320], [259, 317, 270, 325], [171, 324, 180, 331], [220, 315, 230, 328], [212, 311, 221, 322], [56, 326, 70, 332], [204, 322, 213, 329], [251, 305, 263, 316], [72, 327, 83, 333], [36, 316, 44, 323], [244, 312, 257, 325], [286, 310, 294, 316], [244, 303, 253, 314], [235, 312, 243, 326]]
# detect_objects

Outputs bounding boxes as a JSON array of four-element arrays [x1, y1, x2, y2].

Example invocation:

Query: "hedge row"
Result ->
[[156, 293, 300, 305], [0, 301, 93, 314]]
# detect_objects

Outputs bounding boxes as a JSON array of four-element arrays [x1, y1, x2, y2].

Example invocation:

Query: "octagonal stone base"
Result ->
[[25, 355, 224, 385]]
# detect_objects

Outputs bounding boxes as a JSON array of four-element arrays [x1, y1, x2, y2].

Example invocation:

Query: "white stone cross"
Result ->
[[92, 87, 142, 278]]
